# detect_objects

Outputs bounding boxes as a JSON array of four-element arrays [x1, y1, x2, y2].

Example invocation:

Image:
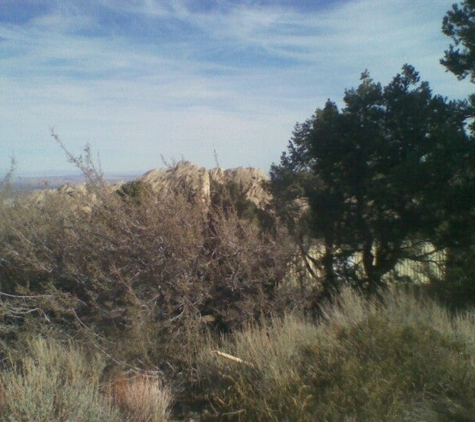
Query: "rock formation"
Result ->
[[139, 161, 270, 207], [25, 161, 271, 210]]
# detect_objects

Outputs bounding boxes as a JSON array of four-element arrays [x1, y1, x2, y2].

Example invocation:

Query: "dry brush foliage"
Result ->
[[0, 151, 294, 374]]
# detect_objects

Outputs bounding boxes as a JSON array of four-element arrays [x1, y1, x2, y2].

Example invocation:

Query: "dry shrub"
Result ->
[[107, 372, 172, 422], [0, 147, 294, 373]]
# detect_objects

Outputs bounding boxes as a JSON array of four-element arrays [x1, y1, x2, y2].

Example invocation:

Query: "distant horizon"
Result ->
[[8, 159, 269, 179], [11, 169, 145, 178]]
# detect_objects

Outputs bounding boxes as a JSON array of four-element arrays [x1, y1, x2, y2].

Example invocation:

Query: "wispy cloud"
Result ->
[[0, 0, 471, 175]]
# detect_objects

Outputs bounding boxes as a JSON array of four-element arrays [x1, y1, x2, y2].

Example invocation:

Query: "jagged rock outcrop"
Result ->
[[209, 166, 270, 208], [26, 161, 271, 211], [141, 161, 211, 205], [140, 161, 270, 208]]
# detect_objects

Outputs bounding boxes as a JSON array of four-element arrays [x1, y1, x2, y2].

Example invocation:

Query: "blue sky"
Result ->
[[0, 0, 472, 176]]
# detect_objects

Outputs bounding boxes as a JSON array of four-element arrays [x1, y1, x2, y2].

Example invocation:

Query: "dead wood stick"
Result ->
[[213, 350, 255, 368]]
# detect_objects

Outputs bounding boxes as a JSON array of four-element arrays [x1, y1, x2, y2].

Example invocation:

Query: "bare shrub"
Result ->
[[0, 139, 294, 377]]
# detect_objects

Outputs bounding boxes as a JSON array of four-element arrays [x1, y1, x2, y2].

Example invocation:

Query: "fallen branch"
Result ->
[[221, 409, 246, 418], [213, 350, 255, 368]]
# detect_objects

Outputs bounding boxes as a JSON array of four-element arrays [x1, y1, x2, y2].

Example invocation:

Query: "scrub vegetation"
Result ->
[[2, 2, 475, 420], [197, 287, 475, 421]]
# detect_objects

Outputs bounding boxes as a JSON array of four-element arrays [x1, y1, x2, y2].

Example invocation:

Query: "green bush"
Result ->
[[198, 287, 475, 421], [116, 180, 153, 205]]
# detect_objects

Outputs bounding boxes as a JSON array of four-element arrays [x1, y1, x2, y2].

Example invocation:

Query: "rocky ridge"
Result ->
[[27, 161, 271, 209], [140, 161, 270, 207]]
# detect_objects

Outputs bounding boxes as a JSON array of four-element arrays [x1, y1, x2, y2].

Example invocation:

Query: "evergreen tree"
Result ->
[[270, 66, 474, 294], [441, 0, 475, 82]]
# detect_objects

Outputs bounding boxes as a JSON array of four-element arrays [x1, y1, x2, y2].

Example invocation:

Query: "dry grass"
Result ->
[[107, 372, 173, 422], [0, 336, 122, 422], [198, 286, 475, 421], [0, 336, 174, 421]]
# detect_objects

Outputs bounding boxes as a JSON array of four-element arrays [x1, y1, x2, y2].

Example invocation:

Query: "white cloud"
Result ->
[[0, 0, 471, 176]]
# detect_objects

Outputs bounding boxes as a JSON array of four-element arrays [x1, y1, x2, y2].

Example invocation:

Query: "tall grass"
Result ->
[[0, 336, 121, 421], [107, 372, 173, 422], [0, 336, 174, 421], [198, 287, 475, 421]]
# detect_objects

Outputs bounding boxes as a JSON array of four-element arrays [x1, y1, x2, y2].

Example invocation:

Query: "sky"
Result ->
[[0, 0, 473, 176]]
